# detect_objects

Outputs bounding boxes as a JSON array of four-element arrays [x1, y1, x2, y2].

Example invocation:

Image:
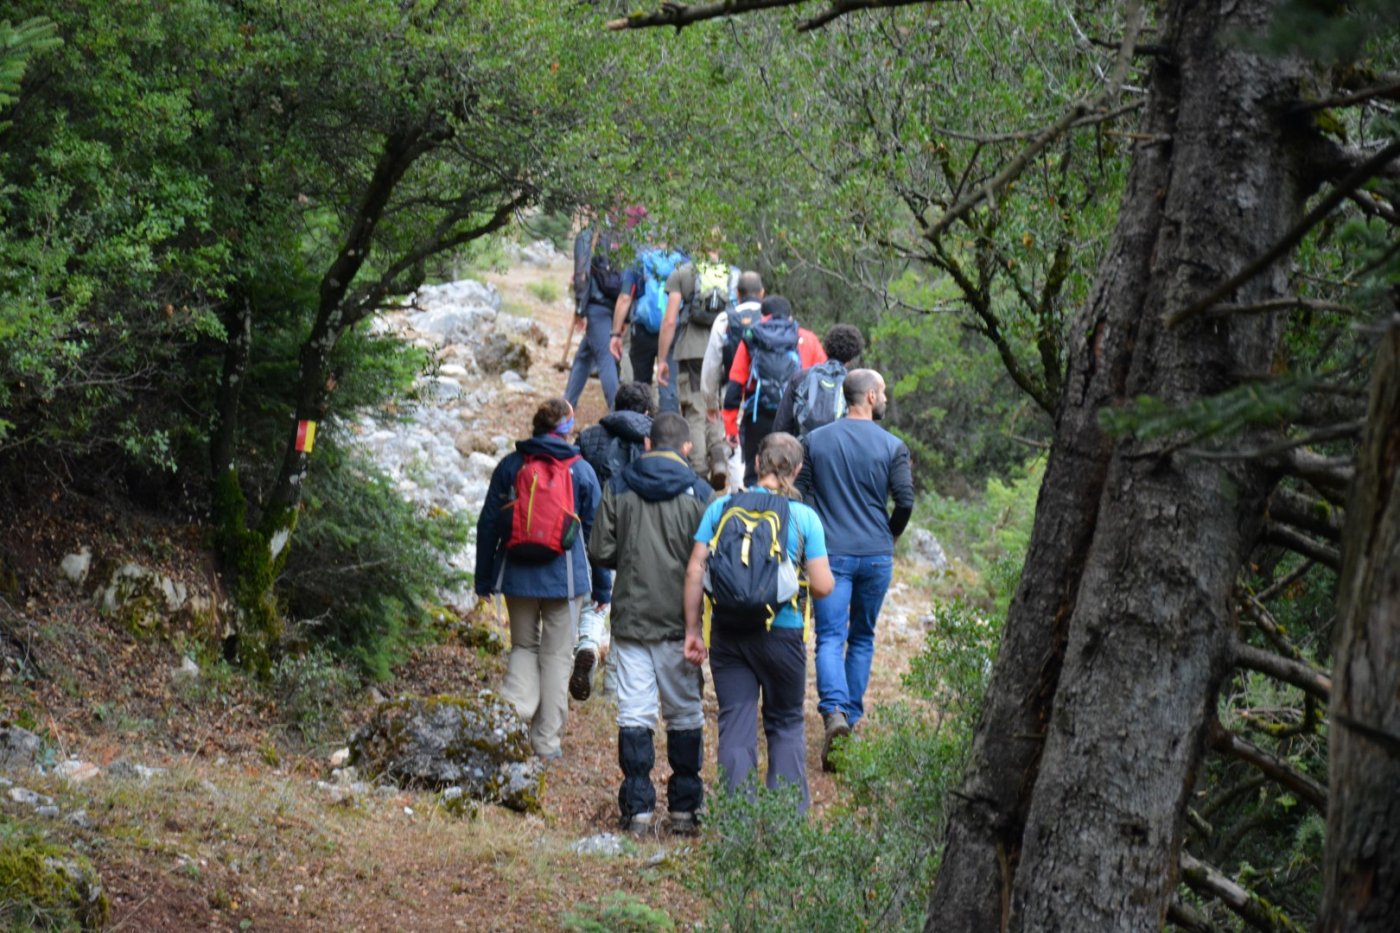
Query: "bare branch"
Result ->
[[1167, 897, 1219, 933], [1253, 558, 1315, 604], [929, 99, 1143, 144], [1180, 420, 1364, 466], [1291, 76, 1400, 112], [1179, 851, 1307, 933], [1199, 297, 1357, 319], [1233, 641, 1332, 703], [1266, 486, 1342, 544], [1168, 139, 1400, 329], [1348, 189, 1400, 226], [606, 0, 954, 33], [1261, 521, 1342, 572], [1207, 720, 1327, 813], [1275, 449, 1353, 506]]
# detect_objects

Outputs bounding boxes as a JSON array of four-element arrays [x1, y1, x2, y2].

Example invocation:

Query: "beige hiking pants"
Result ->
[[500, 596, 583, 758]]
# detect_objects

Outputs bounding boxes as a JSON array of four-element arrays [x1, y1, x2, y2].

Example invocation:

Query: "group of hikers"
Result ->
[[473, 213, 914, 836]]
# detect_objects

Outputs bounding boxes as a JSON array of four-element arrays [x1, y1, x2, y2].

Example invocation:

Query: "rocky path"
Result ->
[[0, 246, 941, 932]]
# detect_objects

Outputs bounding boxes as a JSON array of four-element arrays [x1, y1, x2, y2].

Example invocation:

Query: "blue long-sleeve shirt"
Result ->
[[797, 419, 915, 557]]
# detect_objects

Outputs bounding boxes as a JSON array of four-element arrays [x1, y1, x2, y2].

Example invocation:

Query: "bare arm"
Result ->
[[805, 555, 834, 600], [656, 290, 685, 386], [609, 293, 632, 360], [683, 542, 710, 664]]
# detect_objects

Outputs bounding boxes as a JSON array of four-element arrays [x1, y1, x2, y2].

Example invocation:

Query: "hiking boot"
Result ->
[[667, 811, 700, 837], [821, 711, 851, 773], [569, 646, 597, 702], [623, 811, 655, 836]]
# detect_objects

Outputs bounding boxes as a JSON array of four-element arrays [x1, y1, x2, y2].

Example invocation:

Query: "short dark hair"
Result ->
[[614, 382, 653, 415], [532, 397, 572, 436], [761, 295, 792, 320], [822, 324, 864, 364], [736, 270, 764, 299], [843, 369, 882, 407], [650, 412, 690, 451]]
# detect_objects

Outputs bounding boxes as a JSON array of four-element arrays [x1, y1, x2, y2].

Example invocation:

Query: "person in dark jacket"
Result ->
[[771, 324, 865, 437], [588, 413, 713, 835], [564, 217, 625, 410], [570, 381, 653, 702], [577, 382, 654, 487], [796, 370, 915, 772], [475, 398, 610, 759]]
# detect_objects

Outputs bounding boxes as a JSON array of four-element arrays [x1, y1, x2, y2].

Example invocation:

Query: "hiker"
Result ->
[[564, 215, 626, 410], [609, 242, 687, 415], [475, 398, 610, 760], [569, 381, 656, 701], [721, 294, 827, 487], [654, 245, 740, 491], [699, 270, 767, 491], [771, 324, 865, 437], [588, 412, 713, 835], [683, 432, 834, 813], [795, 370, 914, 772]]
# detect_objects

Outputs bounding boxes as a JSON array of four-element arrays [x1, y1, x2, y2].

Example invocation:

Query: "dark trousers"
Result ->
[[740, 409, 777, 487], [709, 626, 809, 813], [629, 325, 679, 413]]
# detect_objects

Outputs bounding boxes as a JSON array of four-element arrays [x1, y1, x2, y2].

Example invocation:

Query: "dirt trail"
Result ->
[[3, 252, 938, 932]]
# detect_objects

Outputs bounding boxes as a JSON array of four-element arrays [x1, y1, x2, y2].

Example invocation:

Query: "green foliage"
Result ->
[[1099, 378, 1316, 446], [279, 437, 471, 680], [699, 599, 1004, 932], [0, 15, 59, 131], [0, 823, 109, 931], [562, 893, 676, 933], [916, 456, 1042, 613], [271, 647, 360, 746], [525, 280, 562, 304]]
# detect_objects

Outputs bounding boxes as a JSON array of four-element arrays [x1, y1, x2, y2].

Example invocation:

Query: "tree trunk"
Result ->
[[929, 0, 1315, 929], [1319, 318, 1400, 933]]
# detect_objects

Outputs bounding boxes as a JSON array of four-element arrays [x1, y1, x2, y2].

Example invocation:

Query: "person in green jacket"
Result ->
[[587, 412, 714, 835]]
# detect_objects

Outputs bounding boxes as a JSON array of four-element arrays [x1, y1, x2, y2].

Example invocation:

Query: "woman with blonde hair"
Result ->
[[683, 432, 833, 812]]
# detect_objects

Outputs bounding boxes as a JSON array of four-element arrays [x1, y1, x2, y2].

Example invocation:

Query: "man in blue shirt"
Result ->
[[796, 369, 915, 771]]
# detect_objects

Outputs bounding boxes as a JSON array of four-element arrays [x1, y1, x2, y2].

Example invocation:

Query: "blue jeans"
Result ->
[[564, 305, 619, 409], [814, 553, 894, 726], [627, 325, 679, 413]]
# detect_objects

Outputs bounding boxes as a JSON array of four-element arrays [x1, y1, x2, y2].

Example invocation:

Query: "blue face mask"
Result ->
[[553, 416, 575, 436]]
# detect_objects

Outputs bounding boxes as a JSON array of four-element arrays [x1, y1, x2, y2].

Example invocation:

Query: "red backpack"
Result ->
[[504, 454, 582, 561]]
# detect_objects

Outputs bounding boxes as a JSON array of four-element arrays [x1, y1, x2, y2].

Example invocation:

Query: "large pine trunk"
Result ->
[[928, 1, 1314, 928], [1319, 320, 1400, 933]]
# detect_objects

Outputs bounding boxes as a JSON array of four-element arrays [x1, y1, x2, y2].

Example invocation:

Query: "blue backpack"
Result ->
[[634, 249, 687, 335]]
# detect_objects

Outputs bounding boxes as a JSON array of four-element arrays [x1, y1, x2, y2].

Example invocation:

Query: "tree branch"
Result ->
[[1207, 720, 1327, 814], [1273, 449, 1353, 506], [1178, 851, 1307, 933], [1266, 486, 1342, 543], [1167, 139, 1400, 329], [1291, 76, 1400, 112], [1232, 641, 1332, 703], [1260, 521, 1342, 572], [1167, 897, 1219, 933], [606, 0, 953, 33], [1198, 297, 1357, 319]]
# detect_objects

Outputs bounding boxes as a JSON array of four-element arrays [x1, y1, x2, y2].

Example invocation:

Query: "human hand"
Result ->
[[725, 433, 739, 450], [705, 408, 719, 424], [683, 632, 708, 666], [609, 336, 623, 361], [657, 360, 671, 387]]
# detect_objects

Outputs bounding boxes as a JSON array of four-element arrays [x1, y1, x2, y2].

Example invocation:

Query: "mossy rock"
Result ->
[[0, 830, 109, 930], [348, 692, 542, 813]]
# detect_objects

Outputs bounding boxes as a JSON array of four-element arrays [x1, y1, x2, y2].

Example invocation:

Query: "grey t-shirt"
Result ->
[[664, 263, 711, 361]]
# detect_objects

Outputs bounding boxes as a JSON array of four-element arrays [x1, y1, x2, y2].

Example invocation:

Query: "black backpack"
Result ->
[[745, 319, 801, 414], [602, 434, 645, 486], [722, 303, 763, 379], [681, 262, 737, 331], [793, 360, 848, 435], [703, 491, 804, 634], [588, 227, 625, 306]]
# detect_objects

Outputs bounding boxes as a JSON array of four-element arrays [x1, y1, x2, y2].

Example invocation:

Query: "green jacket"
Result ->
[[587, 450, 713, 642]]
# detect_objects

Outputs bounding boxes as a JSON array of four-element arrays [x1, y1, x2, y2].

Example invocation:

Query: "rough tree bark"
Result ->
[[928, 0, 1317, 929], [1319, 318, 1400, 933]]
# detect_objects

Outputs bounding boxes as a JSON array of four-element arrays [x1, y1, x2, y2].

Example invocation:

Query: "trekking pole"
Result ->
[[555, 316, 581, 372]]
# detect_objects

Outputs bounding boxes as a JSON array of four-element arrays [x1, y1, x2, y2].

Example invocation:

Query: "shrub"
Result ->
[[562, 893, 676, 933], [271, 647, 359, 746]]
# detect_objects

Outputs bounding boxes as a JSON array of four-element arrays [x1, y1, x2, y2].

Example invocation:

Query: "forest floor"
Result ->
[[0, 253, 942, 931]]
